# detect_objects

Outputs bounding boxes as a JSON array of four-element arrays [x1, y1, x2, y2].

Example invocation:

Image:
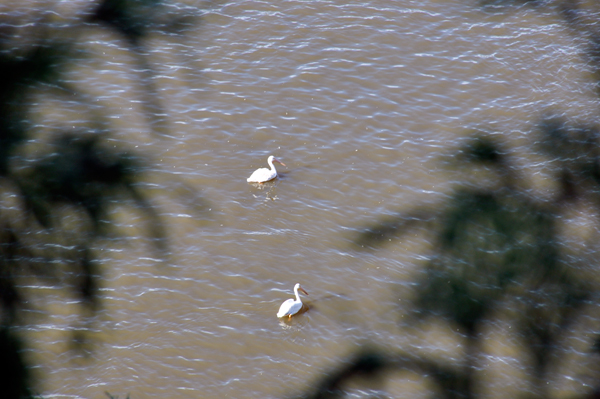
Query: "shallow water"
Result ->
[[9, 0, 600, 398]]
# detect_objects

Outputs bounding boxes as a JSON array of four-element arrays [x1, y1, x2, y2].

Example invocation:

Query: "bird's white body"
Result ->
[[277, 283, 309, 318], [247, 155, 286, 183]]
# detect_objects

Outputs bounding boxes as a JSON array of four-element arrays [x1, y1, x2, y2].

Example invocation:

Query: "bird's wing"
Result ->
[[248, 168, 270, 182], [277, 298, 295, 317]]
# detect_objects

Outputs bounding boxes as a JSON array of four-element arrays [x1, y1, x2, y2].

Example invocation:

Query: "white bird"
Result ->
[[277, 283, 309, 318], [247, 155, 286, 183]]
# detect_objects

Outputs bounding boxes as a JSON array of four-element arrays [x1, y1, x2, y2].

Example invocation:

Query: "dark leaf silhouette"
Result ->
[[0, 2, 205, 397], [309, 129, 600, 398]]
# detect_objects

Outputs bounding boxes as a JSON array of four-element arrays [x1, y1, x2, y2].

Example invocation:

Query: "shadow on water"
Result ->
[[295, 129, 600, 399], [86, 0, 206, 138], [278, 293, 351, 331], [249, 180, 283, 201], [292, 2, 600, 398], [0, 1, 208, 397], [278, 304, 311, 329]]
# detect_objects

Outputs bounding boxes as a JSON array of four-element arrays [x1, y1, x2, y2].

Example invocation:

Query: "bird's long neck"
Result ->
[[294, 286, 301, 302], [268, 158, 276, 171]]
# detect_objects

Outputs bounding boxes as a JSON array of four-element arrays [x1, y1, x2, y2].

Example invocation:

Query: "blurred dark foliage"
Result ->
[[87, 0, 168, 136], [299, 129, 599, 398], [477, 0, 546, 10], [0, 328, 32, 399], [294, 2, 600, 398], [88, 0, 163, 43], [105, 391, 131, 399], [0, 33, 69, 176], [559, 0, 600, 95], [538, 114, 600, 203], [0, 1, 202, 398], [87, 0, 202, 138], [298, 347, 475, 399]]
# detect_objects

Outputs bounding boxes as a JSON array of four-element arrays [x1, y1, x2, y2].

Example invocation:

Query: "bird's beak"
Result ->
[[274, 159, 286, 167], [299, 287, 308, 296]]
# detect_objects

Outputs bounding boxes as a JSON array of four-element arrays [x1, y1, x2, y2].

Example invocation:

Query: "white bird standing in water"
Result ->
[[277, 283, 309, 318], [247, 155, 286, 183]]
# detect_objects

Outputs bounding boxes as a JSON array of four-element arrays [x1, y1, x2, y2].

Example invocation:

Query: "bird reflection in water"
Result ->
[[250, 180, 280, 201], [278, 304, 311, 329]]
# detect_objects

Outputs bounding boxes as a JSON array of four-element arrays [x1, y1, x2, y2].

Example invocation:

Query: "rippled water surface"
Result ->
[[14, 0, 600, 398]]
